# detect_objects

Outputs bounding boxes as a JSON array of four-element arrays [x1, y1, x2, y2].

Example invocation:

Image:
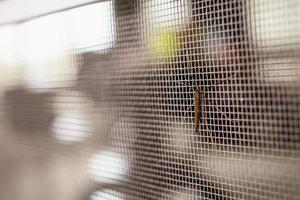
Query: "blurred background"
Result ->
[[0, 0, 300, 200]]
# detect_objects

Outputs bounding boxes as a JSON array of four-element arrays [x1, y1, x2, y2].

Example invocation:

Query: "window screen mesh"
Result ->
[[0, 0, 300, 200]]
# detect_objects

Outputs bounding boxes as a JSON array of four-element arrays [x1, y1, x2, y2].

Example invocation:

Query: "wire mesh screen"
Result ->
[[0, 0, 300, 199]]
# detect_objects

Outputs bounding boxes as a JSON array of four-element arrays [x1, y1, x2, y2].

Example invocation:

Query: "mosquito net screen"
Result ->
[[0, 0, 299, 199]]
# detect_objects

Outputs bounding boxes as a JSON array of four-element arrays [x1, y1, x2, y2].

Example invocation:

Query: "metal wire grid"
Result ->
[[109, 0, 300, 199], [0, 0, 300, 200]]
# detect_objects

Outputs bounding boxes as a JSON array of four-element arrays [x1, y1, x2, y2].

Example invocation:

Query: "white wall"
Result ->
[[0, 0, 98, 25]]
